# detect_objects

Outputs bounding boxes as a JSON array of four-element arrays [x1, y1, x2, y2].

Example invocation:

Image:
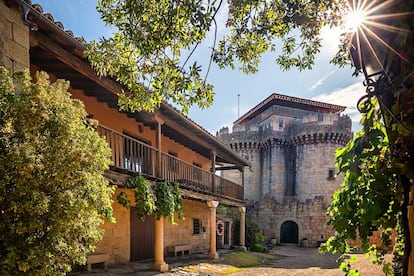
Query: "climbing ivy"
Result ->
[[117, 175, 183, 224], [127, 174, 157, 219], [320, 97, 405, 275], [154, 181, 184, 222]]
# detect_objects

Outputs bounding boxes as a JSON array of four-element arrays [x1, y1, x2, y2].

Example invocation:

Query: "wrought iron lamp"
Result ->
[[349, 23, 394, 114]]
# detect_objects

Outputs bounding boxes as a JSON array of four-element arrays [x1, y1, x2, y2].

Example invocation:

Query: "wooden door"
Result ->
[[280, 220, 298, 243], [224, 222, 230, 246], [130, 208, 155, 261]]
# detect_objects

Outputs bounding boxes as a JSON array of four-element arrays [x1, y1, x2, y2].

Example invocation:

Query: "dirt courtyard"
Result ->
[[73, 244, 391, 275]]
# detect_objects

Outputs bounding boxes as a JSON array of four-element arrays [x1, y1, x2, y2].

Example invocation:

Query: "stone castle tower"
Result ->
[[217, 93, 353, 245]]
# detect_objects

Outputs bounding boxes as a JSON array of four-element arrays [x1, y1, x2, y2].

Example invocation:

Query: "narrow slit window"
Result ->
[[328, 168, 335, 180]]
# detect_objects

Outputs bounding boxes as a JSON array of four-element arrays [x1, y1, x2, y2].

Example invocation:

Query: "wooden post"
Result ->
[[155, 118, 163, 178], [210, 151, 216, 193], [207, 200, 219, 259], [409, 183, 414, 276]]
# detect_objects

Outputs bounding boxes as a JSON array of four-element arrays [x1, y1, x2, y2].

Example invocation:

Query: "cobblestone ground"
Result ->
[[71, 245, 390, 275]]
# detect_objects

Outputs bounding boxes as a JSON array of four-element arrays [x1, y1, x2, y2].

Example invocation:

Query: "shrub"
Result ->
[[0, 68, 114, 275]]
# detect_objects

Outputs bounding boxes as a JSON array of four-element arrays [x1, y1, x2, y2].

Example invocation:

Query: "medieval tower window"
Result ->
[[328, 168, 336, 180], [318, 113, 324, 122], [279, 118, 284, 128]]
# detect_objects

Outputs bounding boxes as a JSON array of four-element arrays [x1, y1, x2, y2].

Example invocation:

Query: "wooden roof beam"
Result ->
[[32, 31, 124, 97]]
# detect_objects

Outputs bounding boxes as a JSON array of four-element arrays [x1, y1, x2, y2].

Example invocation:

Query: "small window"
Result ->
[[318, 113, 324, 122], [279, 118, 284, 128], [328, 168, 335, 180], [193, 218, 201, 235]]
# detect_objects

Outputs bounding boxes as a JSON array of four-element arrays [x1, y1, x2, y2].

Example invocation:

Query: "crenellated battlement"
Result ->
[[218, 113, 352, 148]]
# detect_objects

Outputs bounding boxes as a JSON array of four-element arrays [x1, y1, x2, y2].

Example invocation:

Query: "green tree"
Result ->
[[87, 0, 346, 113], [0, 67, 114, 275], [245, 218, 266, 252]]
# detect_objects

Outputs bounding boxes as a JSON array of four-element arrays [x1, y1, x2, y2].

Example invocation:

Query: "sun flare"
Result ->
[[343, 0, 413, 75], [345, 9, 366, 32]]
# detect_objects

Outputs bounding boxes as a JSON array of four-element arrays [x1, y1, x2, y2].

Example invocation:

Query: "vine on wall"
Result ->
[[320, 97, 405, 275], [117, 175, 183, 224]]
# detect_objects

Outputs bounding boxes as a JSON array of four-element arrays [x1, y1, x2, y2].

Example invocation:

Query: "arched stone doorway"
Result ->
[[280, 220, 299, 243]]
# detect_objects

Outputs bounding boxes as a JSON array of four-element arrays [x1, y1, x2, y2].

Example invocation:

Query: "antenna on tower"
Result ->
[[237, 93, 240, 119]]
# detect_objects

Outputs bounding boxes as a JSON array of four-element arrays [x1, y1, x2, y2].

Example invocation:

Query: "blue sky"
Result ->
[[34, 0, 365, 133]]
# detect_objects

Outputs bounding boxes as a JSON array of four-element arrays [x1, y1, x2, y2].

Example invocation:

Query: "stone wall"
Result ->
[[96, 188, 132, 264], [295, 143, 344, 201], [164, 199, 211, 254], [0, 1, 30, 71], [96, 192, 215, 262], [248, 195, 334, 244]]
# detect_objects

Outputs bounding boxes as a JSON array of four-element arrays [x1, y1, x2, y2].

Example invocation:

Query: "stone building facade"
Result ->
[[217, 93, 353, 245]]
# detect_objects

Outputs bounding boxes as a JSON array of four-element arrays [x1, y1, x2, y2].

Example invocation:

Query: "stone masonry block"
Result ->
[[3, 40, 29, 67], [0, 56, 13, 71], [0, 16, 12, 40], [12, 21, 29, 47], [0, 2, 22, 23], [113, 227, 128, 238]]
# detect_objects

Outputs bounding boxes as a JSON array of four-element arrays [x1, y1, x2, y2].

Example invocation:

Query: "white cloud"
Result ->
[[319, 26, 342, 56], [309, 70, 337, 91], [312, 81, 366, 124]]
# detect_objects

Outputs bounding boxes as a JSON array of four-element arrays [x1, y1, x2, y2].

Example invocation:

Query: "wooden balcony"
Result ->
[[97, 125, 244, 201]]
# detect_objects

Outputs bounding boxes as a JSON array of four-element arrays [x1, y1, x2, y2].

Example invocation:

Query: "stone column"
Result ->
[[207, 200, 219, 259], [238, 206, 247, 251], [150, 217, 168, 272]]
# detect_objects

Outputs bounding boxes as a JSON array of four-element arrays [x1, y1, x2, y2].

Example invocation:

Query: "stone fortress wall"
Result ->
[[217, 103, 353, 245]]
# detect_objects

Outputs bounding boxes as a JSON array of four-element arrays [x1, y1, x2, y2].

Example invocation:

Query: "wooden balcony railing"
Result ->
[[215, 175, 244, 200], [97, 124, 244, 201]]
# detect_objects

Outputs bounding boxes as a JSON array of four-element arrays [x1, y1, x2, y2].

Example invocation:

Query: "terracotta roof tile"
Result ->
[[31, 2, 83, 42]]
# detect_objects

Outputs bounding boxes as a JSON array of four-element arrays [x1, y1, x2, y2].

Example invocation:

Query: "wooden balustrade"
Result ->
[[215, 175, 244, 199], [160, 153, 213, 193], [97, 124, 244, 201]]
